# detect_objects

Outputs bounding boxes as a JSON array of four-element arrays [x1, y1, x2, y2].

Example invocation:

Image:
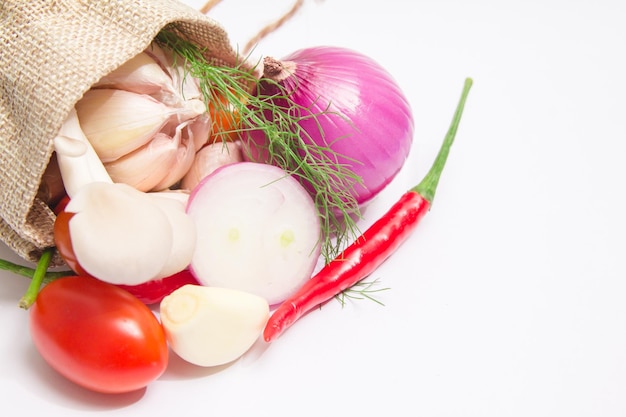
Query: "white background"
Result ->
[[1, 0, 625, 415]]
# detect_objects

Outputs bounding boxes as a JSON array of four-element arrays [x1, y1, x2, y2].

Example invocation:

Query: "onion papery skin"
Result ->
[[244, 46, 414, 207]]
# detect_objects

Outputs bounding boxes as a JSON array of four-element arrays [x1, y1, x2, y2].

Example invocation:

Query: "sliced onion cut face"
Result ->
[[186, 162, 321, 305]]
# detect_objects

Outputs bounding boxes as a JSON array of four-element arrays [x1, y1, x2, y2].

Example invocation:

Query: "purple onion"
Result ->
[[244, 46, 414, 208]]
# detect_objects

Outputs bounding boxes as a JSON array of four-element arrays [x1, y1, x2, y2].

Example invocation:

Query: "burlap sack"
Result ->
[[0, 0, 242, 266]]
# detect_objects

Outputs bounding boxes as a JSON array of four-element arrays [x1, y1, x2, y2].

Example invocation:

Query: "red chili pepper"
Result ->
[[263, 78, 473, 343]]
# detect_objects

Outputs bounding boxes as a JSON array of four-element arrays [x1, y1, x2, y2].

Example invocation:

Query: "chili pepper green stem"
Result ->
[[413, 78, 473, 204], [18, 248, 55, 309]]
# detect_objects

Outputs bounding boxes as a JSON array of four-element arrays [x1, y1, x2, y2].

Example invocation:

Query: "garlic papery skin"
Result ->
[[186, 111, 212, 153], [144, 42, 204, 107], [53, 107, 113, 198], [149, 116, 210, 191], [160, 285, 269, 367], [102, 132, 183, 192], [180, 140, 244, 191], [92, 50, 178, 99]]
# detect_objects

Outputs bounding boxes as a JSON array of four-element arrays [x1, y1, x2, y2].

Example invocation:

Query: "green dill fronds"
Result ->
[[335, 278, 390, 307]]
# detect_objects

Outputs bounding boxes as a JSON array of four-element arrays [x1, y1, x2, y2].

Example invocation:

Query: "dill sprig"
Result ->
[[155, 30, 363, 261], [335, 278, 390, 307]]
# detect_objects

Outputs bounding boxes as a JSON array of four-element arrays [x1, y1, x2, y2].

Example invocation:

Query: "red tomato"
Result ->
[[207, 91, 242, 143], [52, 194, 70, 215], [29, 276, 169, 394], [53, 211, 91, 278]]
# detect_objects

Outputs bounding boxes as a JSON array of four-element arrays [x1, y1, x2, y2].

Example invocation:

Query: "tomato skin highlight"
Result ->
[[29, 276, 169, 394]]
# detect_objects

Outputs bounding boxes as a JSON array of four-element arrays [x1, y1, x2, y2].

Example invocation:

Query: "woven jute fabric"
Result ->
[[0, 0, 240, 266]]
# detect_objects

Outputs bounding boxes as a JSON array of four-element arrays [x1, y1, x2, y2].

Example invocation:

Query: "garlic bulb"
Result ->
[[53, 108, 196, 286], [75, 42, 211, 192]]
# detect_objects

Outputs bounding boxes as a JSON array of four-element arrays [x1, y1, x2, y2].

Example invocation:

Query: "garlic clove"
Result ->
[[173, 98, 208, 126], [147, 192, 196, 279], [92, 51, 177, 99], [187, 112, 212, 152], [66, 182, 173, 285], [101, 112, 209, 192], [102, 132, 179, 192], [53, 107, 113, 198], [145, 42, 203, 106], [75, 89, 176, 162], [150, 189, 190, 206], [149, 121, 198, 191], [180, 140, 244, 191], [160, 285, 269, 367]]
